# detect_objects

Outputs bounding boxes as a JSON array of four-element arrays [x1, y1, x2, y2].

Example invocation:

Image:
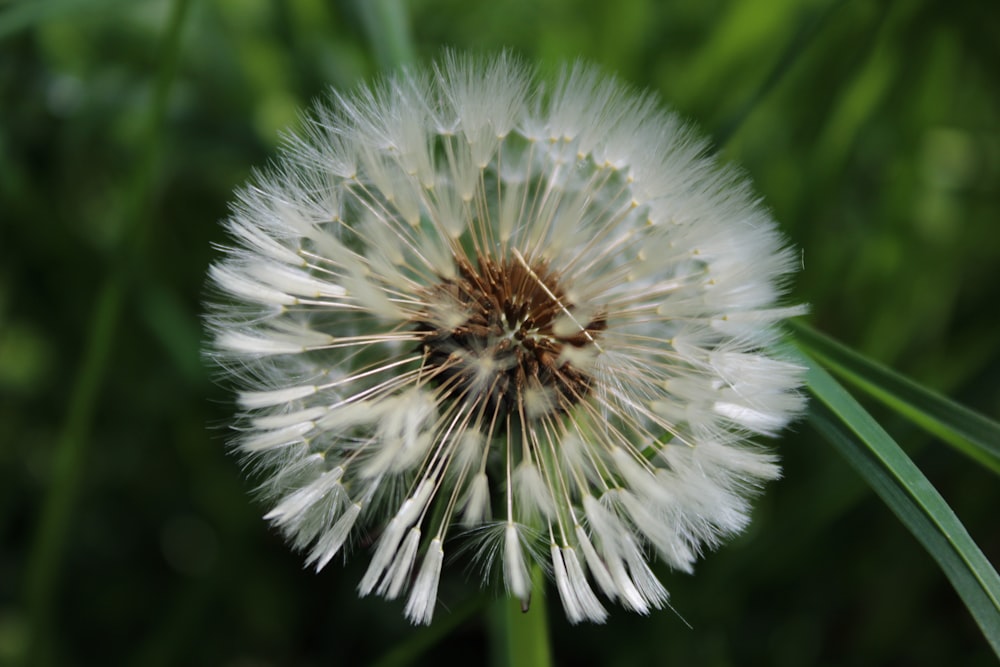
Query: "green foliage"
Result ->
[[2, 0, 998, 665]]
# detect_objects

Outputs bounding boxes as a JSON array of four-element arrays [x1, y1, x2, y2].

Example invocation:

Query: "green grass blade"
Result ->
[[794, 345, 1000, 657], [20, 0, 192, 663], [711, 0, 847, 148], [791, 320, 1000, 474]]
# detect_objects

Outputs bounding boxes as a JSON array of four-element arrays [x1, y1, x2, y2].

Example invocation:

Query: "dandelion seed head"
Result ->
[[207, 52, 806, 625], [415, 253, 606, 422]]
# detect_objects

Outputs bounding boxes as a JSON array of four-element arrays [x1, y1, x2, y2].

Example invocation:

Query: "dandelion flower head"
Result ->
[[207, 53, 806, 625]]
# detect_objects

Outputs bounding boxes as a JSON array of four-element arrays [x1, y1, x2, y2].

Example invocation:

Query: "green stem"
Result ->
[[490, 567, 553, 667]]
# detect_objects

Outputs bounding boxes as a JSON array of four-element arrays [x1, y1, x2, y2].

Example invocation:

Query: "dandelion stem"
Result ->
[[490, 567, 553, 667]]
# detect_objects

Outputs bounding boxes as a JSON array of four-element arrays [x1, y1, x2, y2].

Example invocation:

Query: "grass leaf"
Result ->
[[793, 344, 1000, 658], [791, 320, 1000, 474]]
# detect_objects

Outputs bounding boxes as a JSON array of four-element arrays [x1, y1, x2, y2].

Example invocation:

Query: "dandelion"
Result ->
[[207, 52, 806, 625]]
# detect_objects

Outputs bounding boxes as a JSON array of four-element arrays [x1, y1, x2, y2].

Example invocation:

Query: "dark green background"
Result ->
[[2, 0, 998, 664]]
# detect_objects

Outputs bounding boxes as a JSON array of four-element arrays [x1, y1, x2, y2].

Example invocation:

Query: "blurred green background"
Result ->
[[2, 0, 999, 664]]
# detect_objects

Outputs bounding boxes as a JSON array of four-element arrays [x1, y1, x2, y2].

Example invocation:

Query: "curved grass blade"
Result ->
[[712, 0, 848, 148], [793, 345, 1000, 658], [791, 320, 1000, 475]]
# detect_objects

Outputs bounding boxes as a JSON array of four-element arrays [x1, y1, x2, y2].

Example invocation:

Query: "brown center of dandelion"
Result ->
[[416, 252, 606, 421]]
